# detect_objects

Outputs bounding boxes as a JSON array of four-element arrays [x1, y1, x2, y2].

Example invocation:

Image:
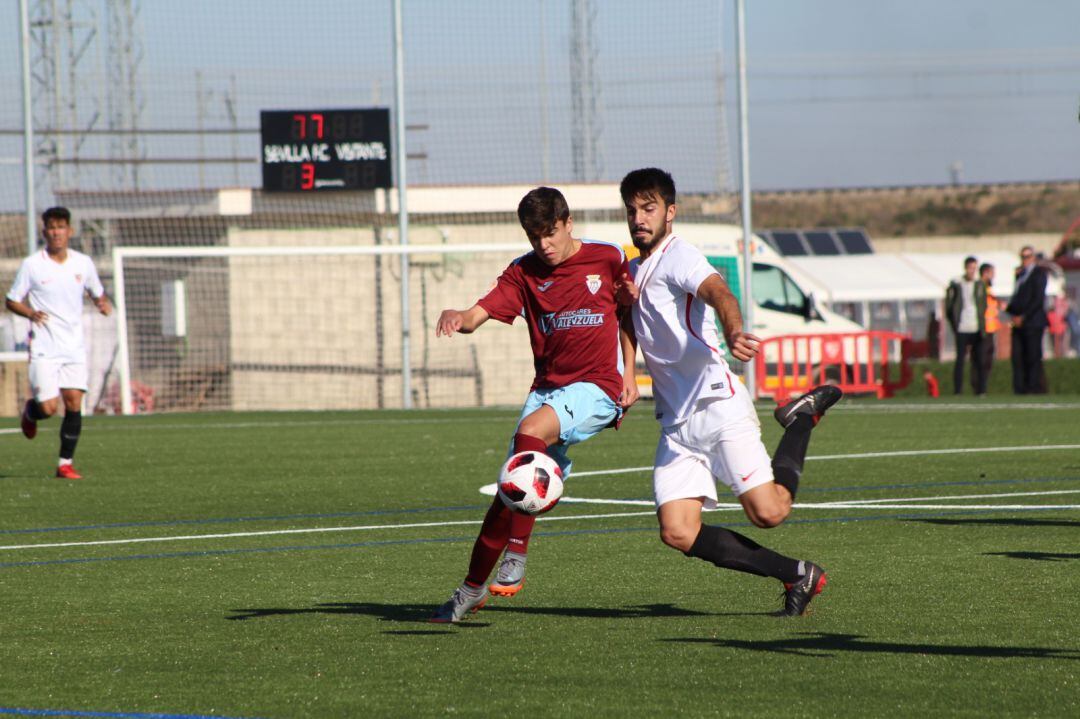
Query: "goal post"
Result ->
[[111, 241, 529, 415]]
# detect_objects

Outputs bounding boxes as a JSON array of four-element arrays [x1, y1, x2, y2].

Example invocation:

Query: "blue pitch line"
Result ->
[[0, 707, 267, 719], [0, 506, 1073, 571], [5, 475, 1077, 537]]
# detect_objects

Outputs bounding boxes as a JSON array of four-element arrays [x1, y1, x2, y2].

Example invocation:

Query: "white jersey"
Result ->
[[630, 234, 735, 427], [7, 249, 104, 362]]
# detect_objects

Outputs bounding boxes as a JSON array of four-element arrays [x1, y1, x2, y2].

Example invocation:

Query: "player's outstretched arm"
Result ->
[[696, 274, 760, 362], [435, 304, 490, 336]]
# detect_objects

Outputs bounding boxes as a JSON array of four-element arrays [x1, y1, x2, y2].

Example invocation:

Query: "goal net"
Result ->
[[1, 1, 733, 417], [112, 234, 536, 413]]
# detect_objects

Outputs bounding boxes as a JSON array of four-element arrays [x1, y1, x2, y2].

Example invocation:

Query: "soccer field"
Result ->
[[2, 398, 1078, 718]]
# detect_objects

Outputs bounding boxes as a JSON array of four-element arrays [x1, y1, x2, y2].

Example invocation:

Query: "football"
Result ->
[[497, 451, 564, 515]]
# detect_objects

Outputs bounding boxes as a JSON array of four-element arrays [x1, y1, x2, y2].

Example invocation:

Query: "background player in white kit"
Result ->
[[6, 206, 112, 479], [618, 168, 840, 616]]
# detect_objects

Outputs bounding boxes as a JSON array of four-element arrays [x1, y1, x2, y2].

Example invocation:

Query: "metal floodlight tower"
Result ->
[[106, 0, 145, 189], [29, 0, 100, 191], [29, 0, 145, 194], [570, 0, 602, 182]]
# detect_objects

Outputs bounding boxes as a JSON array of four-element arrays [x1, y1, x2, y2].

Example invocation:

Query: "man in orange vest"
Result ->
[[978, 262, 1000, 396]]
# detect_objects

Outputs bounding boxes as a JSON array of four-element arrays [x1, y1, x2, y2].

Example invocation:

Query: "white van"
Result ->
[[577, 222, 867, 397], [577, 221, 863, 343]]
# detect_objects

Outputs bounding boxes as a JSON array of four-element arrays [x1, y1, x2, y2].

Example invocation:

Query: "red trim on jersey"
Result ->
[[725, 370, 736, 398], [683, 292, 720, 356]]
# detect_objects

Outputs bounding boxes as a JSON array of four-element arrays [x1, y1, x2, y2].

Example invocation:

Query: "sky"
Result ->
[[1, 0, 1078, 208]]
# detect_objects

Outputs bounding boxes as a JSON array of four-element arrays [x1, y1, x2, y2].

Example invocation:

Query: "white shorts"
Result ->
[[29, 358, 88, 402], [653, 378, 774, 509]]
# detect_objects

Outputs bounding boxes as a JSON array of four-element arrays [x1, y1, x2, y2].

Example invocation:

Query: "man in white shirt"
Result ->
[[944, 257, 986, 395], [618, 168, 839, 616], [6, 207, 112, 479]]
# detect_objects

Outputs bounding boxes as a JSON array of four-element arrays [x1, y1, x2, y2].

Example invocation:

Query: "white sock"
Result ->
[[460, 581, 484, 596], [58, 458, 73, 467], [797, 560, 806, 577]]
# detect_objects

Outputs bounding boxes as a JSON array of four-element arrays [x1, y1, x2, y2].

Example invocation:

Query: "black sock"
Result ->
[[28, 400, 49, 421], [772, 414, 814, 500], [60, 410, 81, 460], [685, 524, 801, 583]]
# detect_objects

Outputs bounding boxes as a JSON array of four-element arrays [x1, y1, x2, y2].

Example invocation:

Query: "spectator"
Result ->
[[1005, 246, 1048, 394], [1065, 301, 1080, 357], [977, 262, 1000, 395], [944, 256, 986, 395]]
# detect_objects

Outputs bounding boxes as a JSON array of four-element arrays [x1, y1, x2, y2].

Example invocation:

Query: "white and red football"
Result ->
[[496, 451, 564, 515]]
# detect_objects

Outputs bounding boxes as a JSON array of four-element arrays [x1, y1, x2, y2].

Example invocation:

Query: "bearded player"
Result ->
[[619, 168, 837, 616]]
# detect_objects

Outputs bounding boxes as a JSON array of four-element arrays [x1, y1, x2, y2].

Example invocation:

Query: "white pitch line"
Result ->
[[0, 510, 658, 552], [568, 467, 652, 478], [796, 504, 1080, 511], [500, 489, 1080, 512], [3, 495, 1077, 554], [809, 444, 1080, 461], [0, 415, 515, 436], [3, 403, 1078, 438], [566, 443, 1080, 479], [805, 488, 1080, 506], [827, 402, 1080, 412], [559, 497, 654, 506], [9, 486, 1074, 553]]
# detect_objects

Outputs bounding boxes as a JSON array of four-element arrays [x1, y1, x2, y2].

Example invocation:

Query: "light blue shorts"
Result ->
[[510, 381, 621, 478]]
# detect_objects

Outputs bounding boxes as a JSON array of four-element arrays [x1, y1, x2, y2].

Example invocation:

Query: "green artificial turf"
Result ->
[[1, 398, 1078, 718]]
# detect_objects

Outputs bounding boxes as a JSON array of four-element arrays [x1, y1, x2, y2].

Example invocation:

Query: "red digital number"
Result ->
[[300, 163, 315, 190], [293, 113, 324, 139]]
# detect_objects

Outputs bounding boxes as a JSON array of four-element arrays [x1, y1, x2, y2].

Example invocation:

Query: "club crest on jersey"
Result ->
[[585, 274, 602, 294], [75, 274, 82, 282]]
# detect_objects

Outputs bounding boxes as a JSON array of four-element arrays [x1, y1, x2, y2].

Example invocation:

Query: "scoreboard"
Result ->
[[260, 108, 392, 192]]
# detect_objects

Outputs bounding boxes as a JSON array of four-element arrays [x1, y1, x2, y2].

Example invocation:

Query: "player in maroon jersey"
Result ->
[[430, 186, 639, 623]]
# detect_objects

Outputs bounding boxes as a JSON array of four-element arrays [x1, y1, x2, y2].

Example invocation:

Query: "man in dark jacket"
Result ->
[[1005, 246, 1048, 394], [945, 256, 986, 395]]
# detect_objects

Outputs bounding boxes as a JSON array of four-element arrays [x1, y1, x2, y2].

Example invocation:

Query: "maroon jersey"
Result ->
[[478, 240, 628, 401]]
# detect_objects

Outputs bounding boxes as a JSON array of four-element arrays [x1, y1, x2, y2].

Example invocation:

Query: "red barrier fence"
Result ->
[[754, 331, 914, 404]]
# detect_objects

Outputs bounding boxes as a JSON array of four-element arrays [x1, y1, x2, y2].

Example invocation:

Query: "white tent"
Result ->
[[785, 254, 944, 302], [786, 252, 1018, 304], [784, 251, 1021, 336], [901, 251, 1018, 299]]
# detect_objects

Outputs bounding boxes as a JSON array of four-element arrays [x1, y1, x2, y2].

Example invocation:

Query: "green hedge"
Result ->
[[890, 357, 1080, 397]]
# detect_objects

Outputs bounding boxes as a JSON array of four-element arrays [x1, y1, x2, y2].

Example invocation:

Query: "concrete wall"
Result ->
[[225, 224, 535, 410]]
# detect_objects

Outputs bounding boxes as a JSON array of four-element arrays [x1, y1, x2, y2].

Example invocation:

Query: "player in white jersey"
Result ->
[[6, 207, 112, 480], [618, 168, 840, 616]]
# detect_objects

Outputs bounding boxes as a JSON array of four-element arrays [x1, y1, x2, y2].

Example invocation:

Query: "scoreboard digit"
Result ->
[[260, 108, 392, 192]]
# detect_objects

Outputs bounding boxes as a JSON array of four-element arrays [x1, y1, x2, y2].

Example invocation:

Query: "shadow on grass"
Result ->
[[227, 601, 744, 625], [984, 551, 1080, 562], [664, 632, 1080, 659], [906, 518, 1080, 529]]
